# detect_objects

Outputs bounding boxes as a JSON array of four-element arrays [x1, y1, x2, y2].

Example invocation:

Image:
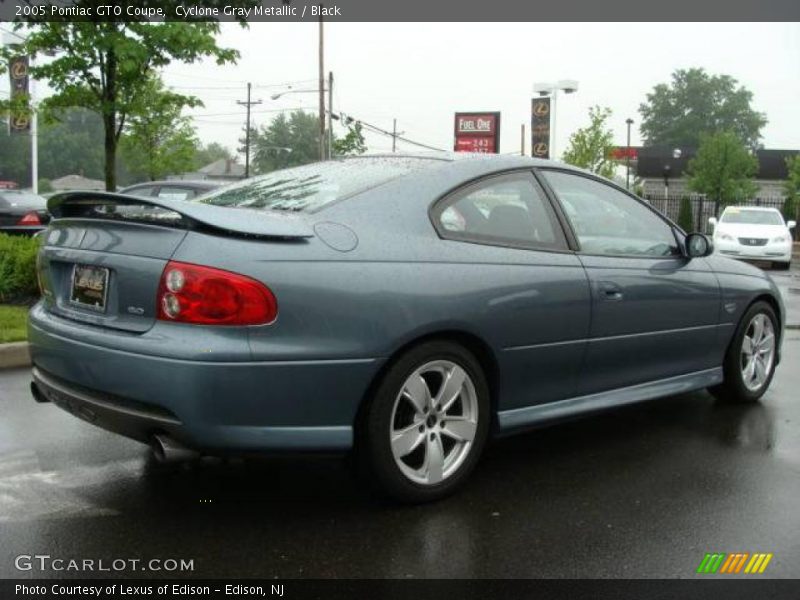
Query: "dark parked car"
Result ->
[[0, 190, 50, 235], [28, 155, 784, 502], [120, 180, 221, 201]]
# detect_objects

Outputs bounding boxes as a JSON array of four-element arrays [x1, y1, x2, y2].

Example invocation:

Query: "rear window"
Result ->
[[0, 192, 47, 210], [194, 157, 439, 213]]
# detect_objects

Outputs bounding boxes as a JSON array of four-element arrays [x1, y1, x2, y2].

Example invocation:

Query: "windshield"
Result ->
[[721, 209, 784, 225], [194, 157, 440, 213], [0, 192, 47, 210]]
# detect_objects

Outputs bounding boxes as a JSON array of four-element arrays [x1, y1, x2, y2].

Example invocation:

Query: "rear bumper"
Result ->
[[28, 306, 383, 453]]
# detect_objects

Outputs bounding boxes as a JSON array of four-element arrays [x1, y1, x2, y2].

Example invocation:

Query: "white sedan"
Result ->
[[709, 206, 795, 270]]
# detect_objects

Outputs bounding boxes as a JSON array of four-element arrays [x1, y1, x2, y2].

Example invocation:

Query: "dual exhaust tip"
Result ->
[[31, 382, 198, 465]]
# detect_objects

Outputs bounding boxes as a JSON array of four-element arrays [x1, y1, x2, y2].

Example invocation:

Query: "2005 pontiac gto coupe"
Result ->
[[29, 154, 784, 502]]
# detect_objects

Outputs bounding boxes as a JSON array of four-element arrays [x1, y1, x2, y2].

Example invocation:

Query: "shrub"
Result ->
[[677, 196, 694, 232], [38, 178, 54, 194], [0, 233, 40, 303]]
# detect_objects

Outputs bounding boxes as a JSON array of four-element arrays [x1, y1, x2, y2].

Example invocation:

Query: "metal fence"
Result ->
[[642, 194, 793, 236]]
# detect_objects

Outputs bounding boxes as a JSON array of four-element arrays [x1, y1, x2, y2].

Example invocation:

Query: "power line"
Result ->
[[189, 106, 305, 119], [333, 111, 446, 152], [0, 26, 27, 42], [167, 69, 316, 90]]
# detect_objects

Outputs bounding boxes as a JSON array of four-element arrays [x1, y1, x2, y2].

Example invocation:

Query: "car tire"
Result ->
[[359, 340, 490, 503], [709, 301, 779, 404], [772, 261, 791, 271]]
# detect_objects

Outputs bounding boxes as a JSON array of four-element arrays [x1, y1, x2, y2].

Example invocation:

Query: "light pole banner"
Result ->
[[8, 55, 31, 134], [531, 97, 551, 159]]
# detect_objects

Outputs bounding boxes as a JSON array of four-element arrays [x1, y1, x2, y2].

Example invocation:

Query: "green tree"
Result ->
[[677, 196, 694, 232], [639, 68, 766, 150], [119, 76, 200, 181], [0, 108, 106, 184], [0, 8, 252, 190], [561, 106, 616, 179], [333, 121, 367, 156], [194, 142, 233, 169], [249, 111, 321, 174], [687, 131, 758, 205], [783, 155, 800, 239]]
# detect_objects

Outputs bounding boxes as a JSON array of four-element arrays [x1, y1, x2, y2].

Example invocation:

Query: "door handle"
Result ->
[[598, 281, 624, 301]]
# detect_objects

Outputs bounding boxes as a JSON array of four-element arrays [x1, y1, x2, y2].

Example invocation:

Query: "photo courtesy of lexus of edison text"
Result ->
[[0, 0, 799, 598]]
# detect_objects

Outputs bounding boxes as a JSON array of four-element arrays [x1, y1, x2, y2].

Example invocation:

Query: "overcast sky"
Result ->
[[157, 22, 799, 158], [4, 22, 800, 158]]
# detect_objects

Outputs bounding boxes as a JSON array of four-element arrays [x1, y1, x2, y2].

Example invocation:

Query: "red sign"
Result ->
[[609, 147, 640, 160], [455, 136, 497, 153], [454, 112, 500, 153]]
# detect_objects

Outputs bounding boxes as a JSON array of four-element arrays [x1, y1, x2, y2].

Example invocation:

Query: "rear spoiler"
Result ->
[[47, 191, 314, 239]]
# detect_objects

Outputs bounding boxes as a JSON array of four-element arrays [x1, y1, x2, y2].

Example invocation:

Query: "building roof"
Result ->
[[50, 174, 106, 191], [636, 146, 799, 180]]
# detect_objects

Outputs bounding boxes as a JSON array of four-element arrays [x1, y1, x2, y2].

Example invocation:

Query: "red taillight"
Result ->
[[18, 211, 42, 226], [156, 261, 277, 326]]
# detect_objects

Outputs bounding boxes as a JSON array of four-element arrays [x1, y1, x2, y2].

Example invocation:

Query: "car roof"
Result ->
[[337, 152, 592, 186], [344, 151, 580, 169]]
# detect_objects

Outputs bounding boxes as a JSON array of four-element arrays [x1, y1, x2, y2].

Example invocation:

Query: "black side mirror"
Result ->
[[686, 233, 714, 258]]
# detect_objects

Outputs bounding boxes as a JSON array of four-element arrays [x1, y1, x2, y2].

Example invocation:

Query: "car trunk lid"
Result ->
[[38, 192, 313, 333]]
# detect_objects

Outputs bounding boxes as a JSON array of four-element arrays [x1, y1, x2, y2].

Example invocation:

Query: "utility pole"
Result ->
[[390, 119, 404, 151], [318, 9, 326, 160], [328, 71, 334, 159], [520, 123, 525, 156], [237, 82, 262, 178]]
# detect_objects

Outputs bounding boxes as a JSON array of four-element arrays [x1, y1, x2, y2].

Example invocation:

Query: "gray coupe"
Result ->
[[28, 154, 784, 502]]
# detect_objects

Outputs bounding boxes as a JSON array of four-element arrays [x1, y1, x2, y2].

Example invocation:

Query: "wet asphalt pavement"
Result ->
[[1, 266, 799, 579]]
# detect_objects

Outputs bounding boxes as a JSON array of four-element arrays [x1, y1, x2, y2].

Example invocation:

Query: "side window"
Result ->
[[124, 185, 157, 198], [541, 170, 679, 257], [434, 172, 567, 250]]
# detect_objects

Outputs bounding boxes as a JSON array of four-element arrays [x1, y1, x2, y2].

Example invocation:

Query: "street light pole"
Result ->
[[550, 90, 558, 159], [318, 9, 326, 160], [30, 58, 37, 194], [328, 71, 333, 159], [625, 118, 634, 191]]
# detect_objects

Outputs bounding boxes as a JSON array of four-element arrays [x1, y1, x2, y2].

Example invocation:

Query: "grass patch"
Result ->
[[0, 305, 29, 343]]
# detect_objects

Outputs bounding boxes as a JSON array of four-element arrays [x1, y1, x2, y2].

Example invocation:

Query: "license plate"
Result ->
[[70, 264, 109, 312]]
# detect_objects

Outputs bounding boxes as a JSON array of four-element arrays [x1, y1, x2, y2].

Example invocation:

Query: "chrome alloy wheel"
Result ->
[[389, 360, 479, 486], [740, 313, 776, 392]]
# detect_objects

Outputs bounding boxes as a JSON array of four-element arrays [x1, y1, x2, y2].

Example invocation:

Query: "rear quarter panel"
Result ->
[[171, 161, 592, 412]]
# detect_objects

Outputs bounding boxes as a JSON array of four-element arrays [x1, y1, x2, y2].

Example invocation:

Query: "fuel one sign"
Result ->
[[453, 112, 501, 153]]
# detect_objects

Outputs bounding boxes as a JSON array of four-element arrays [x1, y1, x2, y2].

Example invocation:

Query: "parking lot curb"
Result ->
[[0, 342, 31, 369]]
